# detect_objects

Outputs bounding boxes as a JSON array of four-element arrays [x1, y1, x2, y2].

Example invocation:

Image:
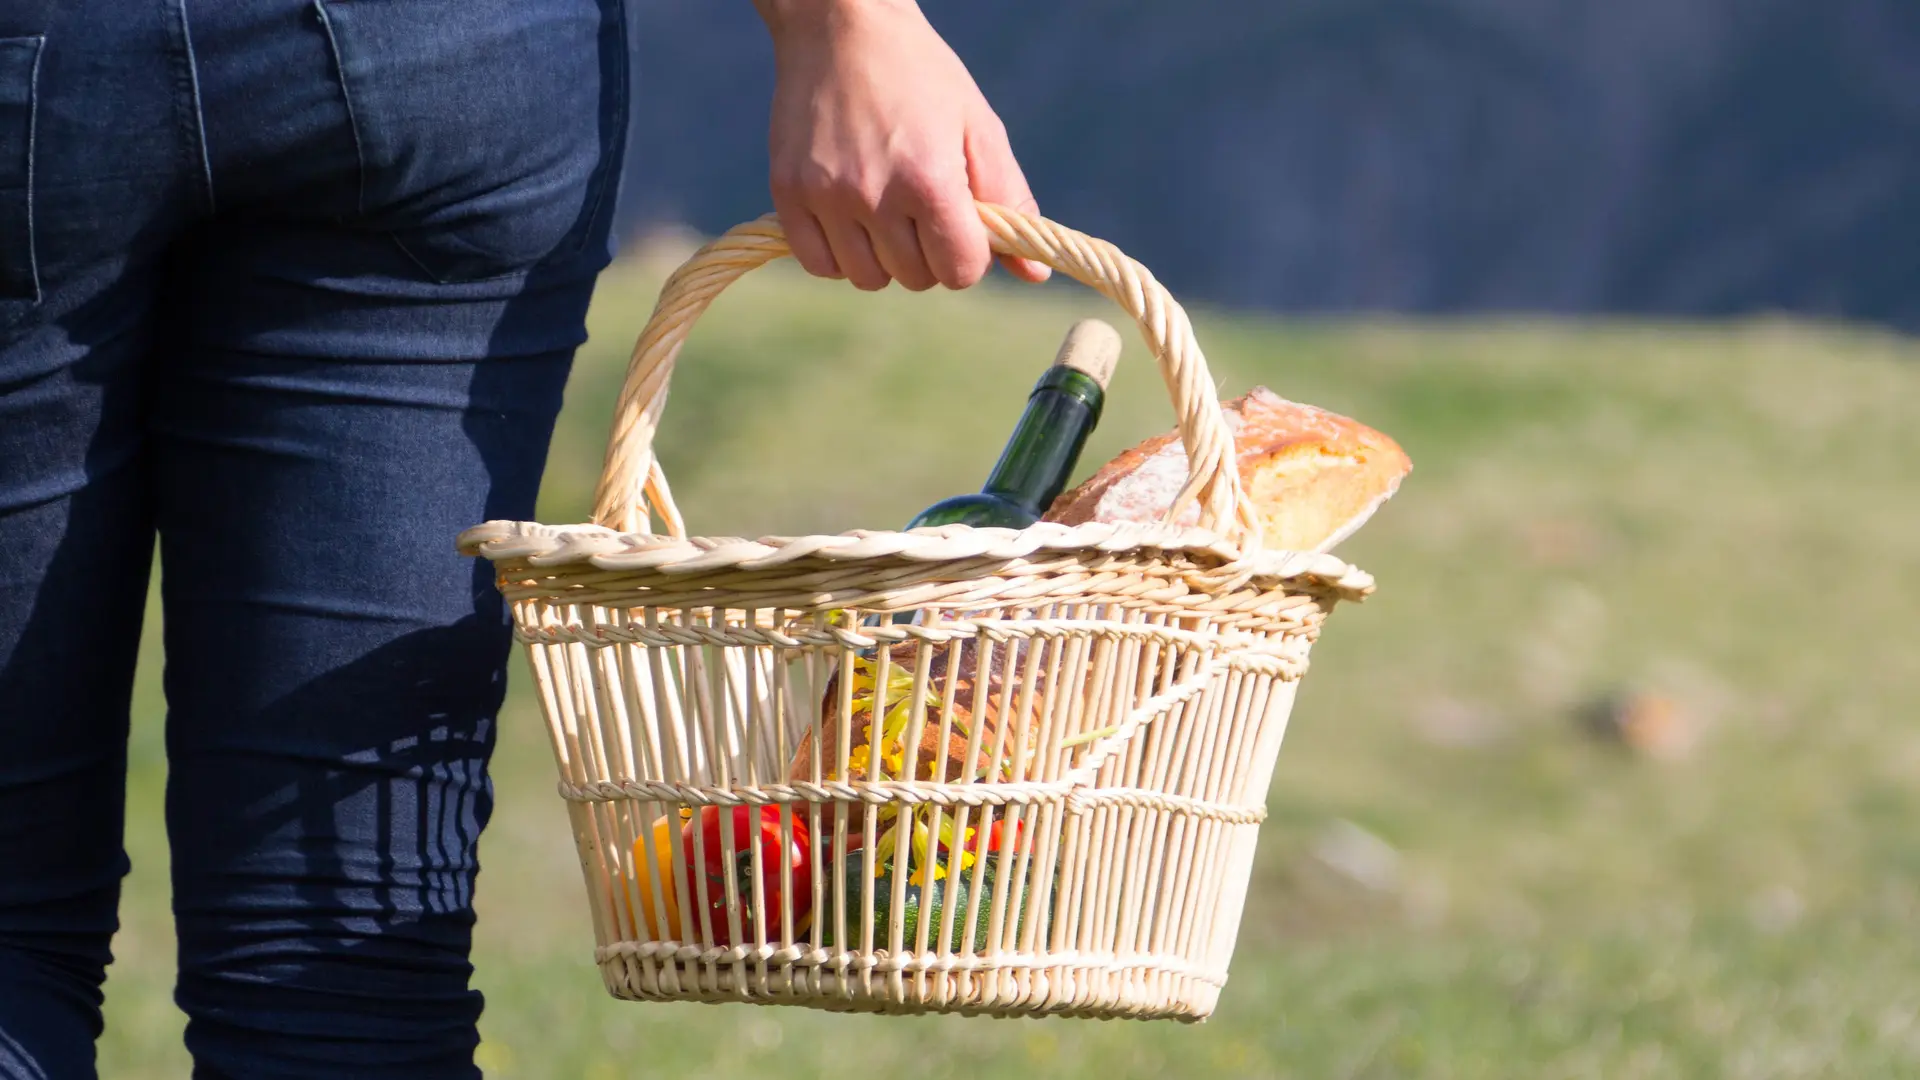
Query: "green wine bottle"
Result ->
[[905, 318, 1122, 531]]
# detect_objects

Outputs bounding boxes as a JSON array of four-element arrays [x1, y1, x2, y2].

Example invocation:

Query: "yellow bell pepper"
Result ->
[[626, 813, 685, 940]]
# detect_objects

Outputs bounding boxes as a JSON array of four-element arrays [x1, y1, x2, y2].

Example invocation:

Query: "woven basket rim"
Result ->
[[457, 518, 1375, 599]]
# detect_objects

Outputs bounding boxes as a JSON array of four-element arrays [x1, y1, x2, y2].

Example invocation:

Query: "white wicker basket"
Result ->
[[458, 203, 1374, 1022]]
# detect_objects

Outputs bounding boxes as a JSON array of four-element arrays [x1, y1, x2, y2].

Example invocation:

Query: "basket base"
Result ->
[[598, 953, 1222, 1021]]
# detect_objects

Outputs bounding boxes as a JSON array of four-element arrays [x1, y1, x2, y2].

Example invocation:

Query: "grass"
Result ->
[[96, 241, 1920, 1078]]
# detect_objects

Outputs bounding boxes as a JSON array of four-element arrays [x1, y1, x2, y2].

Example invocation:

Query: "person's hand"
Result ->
[[754, 0, 1051, 291]]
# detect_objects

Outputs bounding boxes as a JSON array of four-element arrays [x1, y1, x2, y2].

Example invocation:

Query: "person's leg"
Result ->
[[156, 0, 626, 1074], [0, 3, 195, 1076]]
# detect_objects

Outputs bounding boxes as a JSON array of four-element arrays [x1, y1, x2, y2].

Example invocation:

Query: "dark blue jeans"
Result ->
[[0, 0, 626, 1075]]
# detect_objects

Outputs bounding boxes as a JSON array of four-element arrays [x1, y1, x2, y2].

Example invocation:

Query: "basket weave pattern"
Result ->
[[459, 205, 1372, 1021]]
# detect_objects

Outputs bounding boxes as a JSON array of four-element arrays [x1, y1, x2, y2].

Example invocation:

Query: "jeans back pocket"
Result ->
[[315, 0, 625, 285], [0, 36, 42, 302]]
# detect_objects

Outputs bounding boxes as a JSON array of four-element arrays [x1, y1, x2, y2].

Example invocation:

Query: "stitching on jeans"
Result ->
[[312, 0, 367, 218], [390, 235, 453, 283], [0, 1026, 50, 1080], [173, 0, 217, 214], [18, 35, 41, 304], [0, 35, 44, 305]]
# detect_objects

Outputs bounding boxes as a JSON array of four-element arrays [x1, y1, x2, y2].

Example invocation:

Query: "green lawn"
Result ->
[[99, 241, 1920, 1078]]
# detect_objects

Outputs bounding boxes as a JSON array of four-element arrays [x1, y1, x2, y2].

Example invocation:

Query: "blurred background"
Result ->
[[101, 2, 1920, 1077], [626, 0, 1920, 329]]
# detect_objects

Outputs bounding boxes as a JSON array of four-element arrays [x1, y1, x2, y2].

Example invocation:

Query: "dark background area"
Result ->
[[617, 0, 1920, 329]]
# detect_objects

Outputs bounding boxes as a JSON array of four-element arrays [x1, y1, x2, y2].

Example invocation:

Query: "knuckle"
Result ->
[[849, 175, 889, 214], [790, 163, 845, 202], [890, 166, 947, 209], [799, 166, 885, 213]]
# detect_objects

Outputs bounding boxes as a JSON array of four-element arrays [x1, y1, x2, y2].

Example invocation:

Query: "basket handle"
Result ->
[[589, 202, 1259, 548]]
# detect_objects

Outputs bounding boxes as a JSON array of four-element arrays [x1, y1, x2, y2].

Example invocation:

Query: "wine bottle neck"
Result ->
[[980, 366, 1106, 517]]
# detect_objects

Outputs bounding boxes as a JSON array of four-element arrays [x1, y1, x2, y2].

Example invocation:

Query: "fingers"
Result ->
[[769, 111, 1044, 290], [965, 110, 1052, 284], [910, 186, 993, 290], [776, 171, 987, 292], [761, 0, 1046, 292], [774, 169, 900, 291], [773, 171, 885, 289], [818, 213, 890, 292], [870, 211, 939, 292], [780, 187, 1045, 291], [772, 196, 842, 280]]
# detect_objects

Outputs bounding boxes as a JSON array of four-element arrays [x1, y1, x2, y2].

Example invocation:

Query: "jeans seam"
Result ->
[[0, 35, 43, 305], [312, 0, 366, 219], [19, 34, 40, 305], [0, 1025, 48, 1080], [168, 0, 217, 214]]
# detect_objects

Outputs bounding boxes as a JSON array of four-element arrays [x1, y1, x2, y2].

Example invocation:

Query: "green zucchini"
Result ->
[[835, 850, 1028, 953]]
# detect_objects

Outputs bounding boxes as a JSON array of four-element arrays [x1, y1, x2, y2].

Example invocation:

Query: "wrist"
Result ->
[[754, 0, 917, 39]]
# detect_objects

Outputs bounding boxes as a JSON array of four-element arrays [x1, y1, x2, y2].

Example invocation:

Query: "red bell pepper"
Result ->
[[682, 804, 811, 946], [961, 816, 1024, 857]]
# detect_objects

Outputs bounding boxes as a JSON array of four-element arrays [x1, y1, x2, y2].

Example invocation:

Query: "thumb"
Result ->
[[965, 113, 1052, 284]]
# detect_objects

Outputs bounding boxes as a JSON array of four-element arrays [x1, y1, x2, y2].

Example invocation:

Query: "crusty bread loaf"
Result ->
[[1043, 387, 1411, 552]]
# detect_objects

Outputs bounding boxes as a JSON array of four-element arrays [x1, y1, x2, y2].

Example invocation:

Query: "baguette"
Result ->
[[1043, 387, 1411, 552]]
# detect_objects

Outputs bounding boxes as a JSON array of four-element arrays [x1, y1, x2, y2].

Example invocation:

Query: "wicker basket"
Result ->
[[457, 203, 1375, 1022]]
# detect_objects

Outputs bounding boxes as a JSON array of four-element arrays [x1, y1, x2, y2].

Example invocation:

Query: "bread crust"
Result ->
[[1043, 387, 1411, 552]]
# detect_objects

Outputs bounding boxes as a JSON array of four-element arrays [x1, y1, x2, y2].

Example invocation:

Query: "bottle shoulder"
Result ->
[[905, 494, 1038, 530]]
